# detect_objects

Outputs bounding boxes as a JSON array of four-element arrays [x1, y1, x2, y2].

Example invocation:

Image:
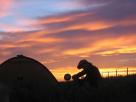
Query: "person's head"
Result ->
[[77, 59, 91, 69]]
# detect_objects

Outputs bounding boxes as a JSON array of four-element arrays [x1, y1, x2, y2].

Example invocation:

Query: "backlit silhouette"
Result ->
[[72, 59, 102, 87], [0, 55, 58, 102]]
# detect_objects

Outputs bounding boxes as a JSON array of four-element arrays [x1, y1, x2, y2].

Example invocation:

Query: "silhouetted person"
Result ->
[[72, 59, 102, 88]]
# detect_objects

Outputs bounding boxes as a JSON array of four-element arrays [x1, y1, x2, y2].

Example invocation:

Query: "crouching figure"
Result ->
[[72, 59, 102, 88]]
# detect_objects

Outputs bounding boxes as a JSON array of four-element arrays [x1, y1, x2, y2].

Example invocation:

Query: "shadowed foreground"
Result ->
[[0, 74, 136, 102], [59, 75, 136, 102]]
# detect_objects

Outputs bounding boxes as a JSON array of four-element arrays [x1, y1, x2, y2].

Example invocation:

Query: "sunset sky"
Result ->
[[0, 0, 136, 81]]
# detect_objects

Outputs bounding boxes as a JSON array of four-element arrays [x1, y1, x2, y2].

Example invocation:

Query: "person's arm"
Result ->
[[76, 70, 86, 77], [72, 70, 86, 80]]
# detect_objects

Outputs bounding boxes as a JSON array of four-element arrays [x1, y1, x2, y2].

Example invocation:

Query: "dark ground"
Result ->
[[1, 75, 136, 102], [58, 75, 136, 102]]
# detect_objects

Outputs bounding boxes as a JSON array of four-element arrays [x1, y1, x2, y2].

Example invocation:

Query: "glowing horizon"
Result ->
[[51, 67, 136, 81]]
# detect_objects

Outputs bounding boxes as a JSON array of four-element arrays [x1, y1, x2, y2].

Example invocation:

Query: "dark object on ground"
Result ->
[[64, 74, 71, 81]]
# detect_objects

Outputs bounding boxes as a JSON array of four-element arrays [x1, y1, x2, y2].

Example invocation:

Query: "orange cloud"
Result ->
[[63, 35, 136, 56], [18, 37, 64, 43], [35, 12, 89, 25], [97, 46, 136, 56], [0, 41, 32, 50], [58, 19, 116, 32], [0, 43, 16, 49], [33, 16, 136, 38]]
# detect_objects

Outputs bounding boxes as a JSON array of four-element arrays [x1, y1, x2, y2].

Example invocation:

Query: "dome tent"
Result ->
[[0, 55, 58, 101], [0, 55, 57, 82]]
